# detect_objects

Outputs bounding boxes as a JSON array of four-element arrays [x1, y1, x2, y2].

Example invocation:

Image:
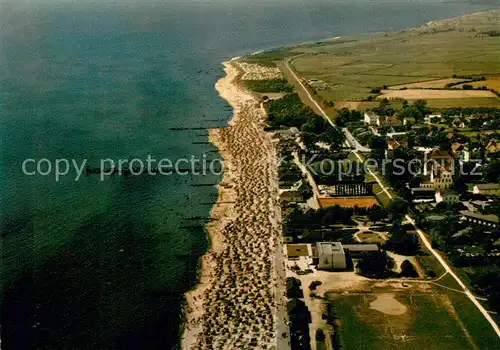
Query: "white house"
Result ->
[[316, 242, 347, 270], [424, 114, 442, 124], [403, 116, 416, 125], [364, 112, 379, 125], [452, 117, 466, 129]]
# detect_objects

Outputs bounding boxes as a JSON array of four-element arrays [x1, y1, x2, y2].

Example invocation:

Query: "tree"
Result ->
[[369, 135, 388, 165], [400, 260, 419, 278], [387, 198, 409, 221], [357, 251, 395, 278], [408, 177, 421, 189], [369, 135, 388, 150], [397, 106, 423, 122], [315, 329, 325, 341], [368, 206, 386, 224], [413, 99, 428, 116], [483, 159, 500, 183], [385, 228, 421, 256], [298, 180, 313, 200], [375, 98, 395, 117], [452, 177, 468, 194]]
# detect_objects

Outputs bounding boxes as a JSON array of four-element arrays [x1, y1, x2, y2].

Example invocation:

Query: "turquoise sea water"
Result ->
[[0, 1, 496, 349]]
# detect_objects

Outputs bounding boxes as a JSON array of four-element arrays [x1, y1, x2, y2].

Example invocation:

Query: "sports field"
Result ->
[[327, 290, 500, 350]]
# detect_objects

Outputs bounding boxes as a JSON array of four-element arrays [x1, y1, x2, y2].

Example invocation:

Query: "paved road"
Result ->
[[293, 151, 321, 206], [283, 59, 371, 152], [342, 127, 371, 152], [275, 238, 290, 350], [369, 126, 406, 139], [283, 57, 500, 340]]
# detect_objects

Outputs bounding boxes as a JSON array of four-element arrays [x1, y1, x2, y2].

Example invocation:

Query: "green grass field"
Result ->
[[327, 291, 500, 350], [278, 10, 500, 109]]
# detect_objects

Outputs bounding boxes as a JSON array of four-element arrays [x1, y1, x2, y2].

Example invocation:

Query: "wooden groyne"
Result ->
[[84, 165, 222, 176]]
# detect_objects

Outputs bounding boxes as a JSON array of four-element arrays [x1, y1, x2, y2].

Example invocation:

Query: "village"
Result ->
[[230, 11, 500, 348], [230, 53, 500, 348], [271, 97, 500, 349]]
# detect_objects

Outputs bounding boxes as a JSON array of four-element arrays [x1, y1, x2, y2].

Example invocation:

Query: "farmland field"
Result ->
[[456, 75, 500, 90], [388, 78, 468, 90], [377, 88, 497, 100], [284, 10, 500, 108]]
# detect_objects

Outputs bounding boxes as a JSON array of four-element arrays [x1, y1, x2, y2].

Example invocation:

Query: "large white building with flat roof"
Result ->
[[316, 242, 381, 270], [316, 242, 347, 270]]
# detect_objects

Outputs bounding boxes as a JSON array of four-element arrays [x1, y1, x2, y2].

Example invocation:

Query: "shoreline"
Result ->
[[182, 58, 281, 349], [247, 9, 497, 58], [181, 59, 239, 350]]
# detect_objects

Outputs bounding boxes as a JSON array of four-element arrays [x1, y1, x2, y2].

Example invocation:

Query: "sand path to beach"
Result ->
[[182, 59, 281, 349]]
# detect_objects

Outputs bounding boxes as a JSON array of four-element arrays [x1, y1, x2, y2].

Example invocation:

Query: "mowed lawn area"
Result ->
[[327, 291, 500, 350], [286, 10, 500, 108]]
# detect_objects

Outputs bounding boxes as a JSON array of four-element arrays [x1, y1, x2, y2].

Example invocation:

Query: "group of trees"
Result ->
[[356, 251, 419, 278], [285, 206, 355, 230], [384, 221, 421, 256], [266, 93, 345, 149], [442, 106, 500, 118], [287, 298, 312, 350], [396, 99, 429, 123], [406, 126, 451, 149], [400, 260, 419, 277], [301, 117, 345, 150], [336, 108, 362, 127], [468, 266, 500, 313], [369, 135, 388, 165], [285, 204, 386, 231], [384, 148, 423, 192], [373, 98, 396, 117], [266, 93, 318, 128], [310, 161, 365, 185], [387, 197, 409, 221], [483, 159, 500, 183], [383, 198, 421, 255], [462, 84, 488, 91], [244, 79, 294, 93], [356, 251, 395, 278]]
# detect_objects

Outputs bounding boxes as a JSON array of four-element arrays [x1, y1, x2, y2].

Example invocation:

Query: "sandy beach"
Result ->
[[182, 58, 281, 349]]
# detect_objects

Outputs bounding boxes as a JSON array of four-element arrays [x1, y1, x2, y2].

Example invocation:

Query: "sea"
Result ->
[[0, 0, 496, 349]]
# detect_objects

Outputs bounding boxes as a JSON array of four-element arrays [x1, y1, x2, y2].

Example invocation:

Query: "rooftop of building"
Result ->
[[475, 183, 500, 190], [460, 210, 499, 223]]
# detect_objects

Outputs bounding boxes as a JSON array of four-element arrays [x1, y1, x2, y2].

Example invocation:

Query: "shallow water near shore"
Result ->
[[0, 1, 496, 349]]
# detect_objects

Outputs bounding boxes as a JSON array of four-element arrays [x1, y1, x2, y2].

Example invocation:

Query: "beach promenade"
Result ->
[[182, 60, 283, 349]]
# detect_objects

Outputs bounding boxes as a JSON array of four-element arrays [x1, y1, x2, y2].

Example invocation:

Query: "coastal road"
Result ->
[[342, 127, 371, 152], [283, 57, 500, 340], [293, 151, 321, 207], [283, 58, 371, 152], [275, 238, 290, 350]]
